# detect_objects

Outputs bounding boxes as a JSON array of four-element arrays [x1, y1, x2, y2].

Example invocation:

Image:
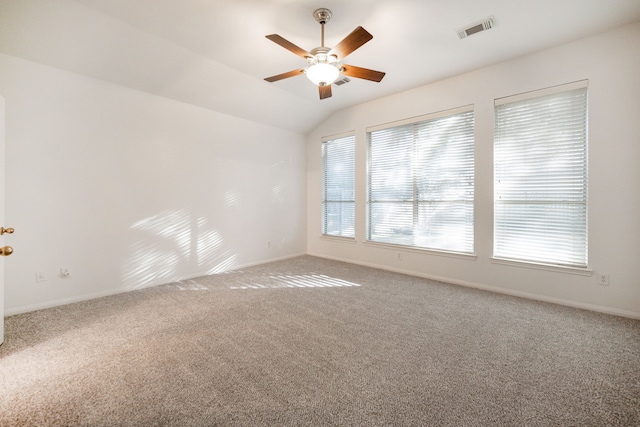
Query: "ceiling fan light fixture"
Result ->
[[305, 62, 340, 86]]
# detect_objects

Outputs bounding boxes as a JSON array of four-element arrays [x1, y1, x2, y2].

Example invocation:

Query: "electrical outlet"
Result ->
[[36, 271, 46, 282], [396, 252, 402, 261], [598, 274, 609, 286]]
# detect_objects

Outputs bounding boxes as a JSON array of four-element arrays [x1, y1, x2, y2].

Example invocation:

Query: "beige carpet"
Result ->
[[1, 255, 639, 426]]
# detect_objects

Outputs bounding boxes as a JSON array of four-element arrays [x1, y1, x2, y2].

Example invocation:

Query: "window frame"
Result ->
[[321, 132, 356, 239], [493, 80, 589, 269], [365, 105, 475, 254]]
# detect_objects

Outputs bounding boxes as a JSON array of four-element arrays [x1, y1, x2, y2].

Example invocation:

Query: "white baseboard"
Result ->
[[307, 252, 640, 320], [5, 252, 308, 317], [7, 251, 637, 320], [5, 288, 129, 316]]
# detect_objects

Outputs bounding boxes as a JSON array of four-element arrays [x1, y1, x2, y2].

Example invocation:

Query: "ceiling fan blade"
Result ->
[[266, 34, 311, 59], [319, 84, 332, 100], [341, 64, 386, 82], [264, 68, 305, 82], [328, 26, 373, 60]]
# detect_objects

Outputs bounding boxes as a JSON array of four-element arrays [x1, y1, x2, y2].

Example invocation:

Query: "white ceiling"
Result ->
[[2, 0, 640, 133]]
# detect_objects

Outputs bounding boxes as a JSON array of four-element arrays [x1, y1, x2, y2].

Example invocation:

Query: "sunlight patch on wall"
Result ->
[[122, 241, 181, 290], [208, 251, 238, 274], [271, 185, 285, 204], [197, 228, 224, 266], [123, 209, 232, 290], [130, 209, 192, 257], [224, 191, 240, 207]]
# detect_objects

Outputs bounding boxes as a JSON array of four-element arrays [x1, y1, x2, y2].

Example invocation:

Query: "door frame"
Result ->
[[1, 95, 5, 345]]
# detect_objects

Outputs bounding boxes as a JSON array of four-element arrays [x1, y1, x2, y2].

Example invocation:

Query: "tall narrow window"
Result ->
[[367, 107, 475, 253], [494, 82, 588, 267], [322, 133, 355, 238]]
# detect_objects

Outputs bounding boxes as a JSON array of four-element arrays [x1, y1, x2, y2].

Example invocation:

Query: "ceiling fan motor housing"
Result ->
[[308, 47, 338, 65], [313, 8, 332, 24]]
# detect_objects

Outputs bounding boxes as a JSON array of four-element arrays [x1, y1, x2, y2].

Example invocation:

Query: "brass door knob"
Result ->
[[0, 246, 13, 256], [0, 227, 14, 235]]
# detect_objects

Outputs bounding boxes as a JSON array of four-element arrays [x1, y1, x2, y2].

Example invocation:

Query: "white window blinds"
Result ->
[[367, 108, 475, 253], [322, 134, 355, 238], [494, 82, 588, 267]]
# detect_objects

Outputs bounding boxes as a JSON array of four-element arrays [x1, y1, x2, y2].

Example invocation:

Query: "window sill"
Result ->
[[319, 235, 357, 244], [363, 240, 477, 260], [491, 257, 593, 276]]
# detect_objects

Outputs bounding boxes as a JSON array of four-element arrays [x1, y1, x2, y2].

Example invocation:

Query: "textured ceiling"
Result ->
[[2, 0, 640, 133]]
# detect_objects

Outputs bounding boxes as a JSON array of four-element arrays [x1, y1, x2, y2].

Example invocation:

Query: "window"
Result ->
[[322, 133, 355, 238], [494, 82, 588, 267], [367, 107, 475, 253]]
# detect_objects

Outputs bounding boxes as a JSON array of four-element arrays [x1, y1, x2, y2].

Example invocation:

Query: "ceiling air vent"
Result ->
[[457, 16, 494, 39], [334, 77, 351, 86]]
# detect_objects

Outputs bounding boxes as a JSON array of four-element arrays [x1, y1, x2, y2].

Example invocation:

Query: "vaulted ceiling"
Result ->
[[2, 0, 640, 133]]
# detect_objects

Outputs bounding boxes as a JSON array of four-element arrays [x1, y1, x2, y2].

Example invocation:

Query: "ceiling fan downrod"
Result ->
[[313, 8, 332, 47]]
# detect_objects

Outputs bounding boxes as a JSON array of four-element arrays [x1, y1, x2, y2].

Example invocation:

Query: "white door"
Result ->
[[0, 96, 5, 345]]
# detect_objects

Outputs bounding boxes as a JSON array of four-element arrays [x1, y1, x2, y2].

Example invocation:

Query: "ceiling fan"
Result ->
[[264, 8, 385, 100]]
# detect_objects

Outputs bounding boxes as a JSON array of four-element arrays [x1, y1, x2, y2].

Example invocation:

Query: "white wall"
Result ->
[[307, 22, 640, 318], [0, 0, 324, 134], [0, 54, 306, 314]]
